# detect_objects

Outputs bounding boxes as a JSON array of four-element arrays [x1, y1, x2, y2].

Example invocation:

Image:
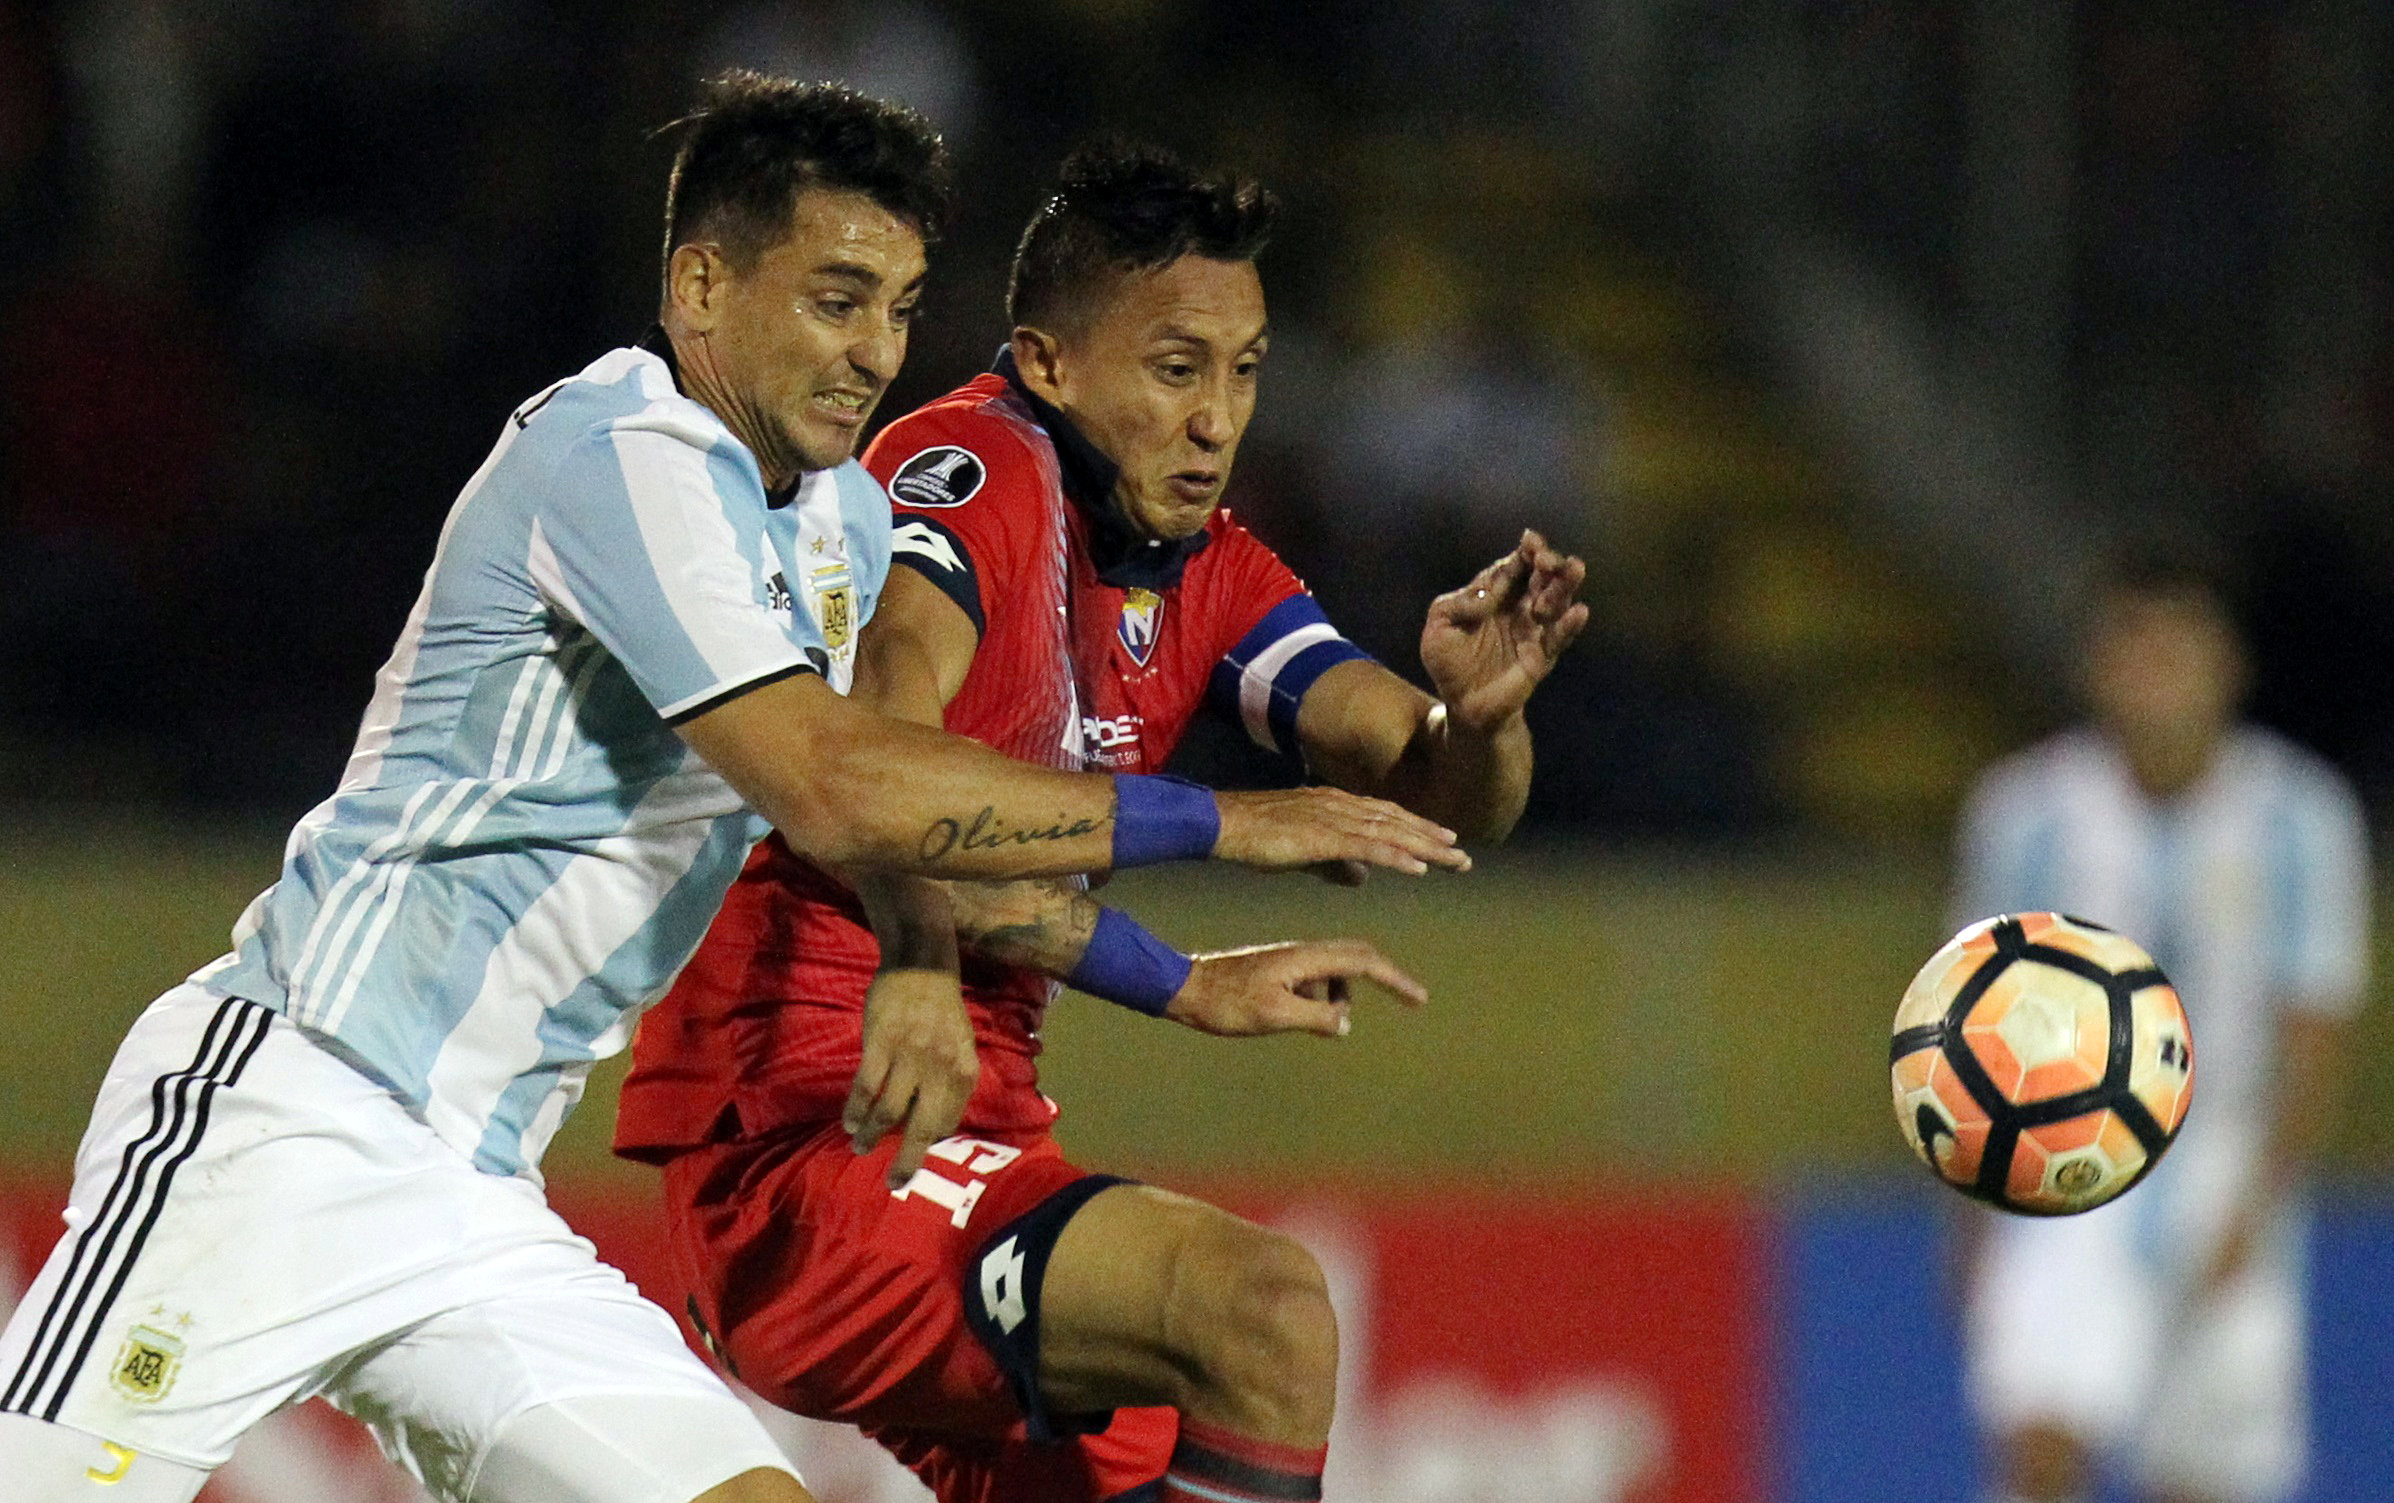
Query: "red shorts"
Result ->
[[658, 1122, 1177, 1503]]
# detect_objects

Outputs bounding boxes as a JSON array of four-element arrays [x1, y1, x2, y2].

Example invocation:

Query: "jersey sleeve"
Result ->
[[1198, 522, 1374, 760], [866, 415, 1042, 637], [530, 416, 821, 724], [2270, 761, 2372, 1017]]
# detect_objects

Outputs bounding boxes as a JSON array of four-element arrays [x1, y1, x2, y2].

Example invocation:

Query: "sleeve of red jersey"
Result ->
[[862, 411, 1041, 637], [1199, 518, 1377, 761]]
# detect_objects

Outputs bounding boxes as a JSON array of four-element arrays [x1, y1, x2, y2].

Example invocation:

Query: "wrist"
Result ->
[[1110, 774, 1221, 868], [869, 912, 961, 973], [1430, 696, 1522, 742], [1065, 906, 1193, 1017]]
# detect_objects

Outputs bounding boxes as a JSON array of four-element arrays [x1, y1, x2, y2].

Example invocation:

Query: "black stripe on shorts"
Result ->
[[2, 997, 272, 1420]]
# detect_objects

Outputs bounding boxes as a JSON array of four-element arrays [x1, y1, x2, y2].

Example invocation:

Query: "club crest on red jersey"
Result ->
[[1117, 588, 1163, 667]]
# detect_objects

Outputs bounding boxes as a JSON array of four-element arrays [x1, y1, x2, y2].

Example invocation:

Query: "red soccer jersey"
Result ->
[[615, 359, 1370, 1158]]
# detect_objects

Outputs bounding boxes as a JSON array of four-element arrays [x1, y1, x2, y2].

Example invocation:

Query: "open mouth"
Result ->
[[812, 389, 873, 424], [1166, 470, 1220, 502]]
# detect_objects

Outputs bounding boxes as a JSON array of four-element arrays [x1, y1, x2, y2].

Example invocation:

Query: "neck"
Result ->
[[2119, 725, 2221, 801], [664, 323, 804, 492]]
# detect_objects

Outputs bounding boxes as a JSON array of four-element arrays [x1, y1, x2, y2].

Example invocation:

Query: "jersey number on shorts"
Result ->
[[889, 1136, 1023, 1228]]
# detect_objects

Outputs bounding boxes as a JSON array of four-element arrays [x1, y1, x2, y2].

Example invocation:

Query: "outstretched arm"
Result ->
[[1296, 530, 1588, 843], [674, 652, 1467, 881]]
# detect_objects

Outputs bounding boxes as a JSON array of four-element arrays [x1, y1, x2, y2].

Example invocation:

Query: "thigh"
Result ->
[[0, 987, 383, 1468], [329, 1256, 792, 1503], [1966, 1202, 2161, 1446], [0, 1410, 211, 1503], [2132, 1220, 2308, 1503], [874, 1406, 1177, 1503], [460, 1392, 800, 1503], [1036, 1182, 1321, 1421], [668, 1125, 1094, 1438]]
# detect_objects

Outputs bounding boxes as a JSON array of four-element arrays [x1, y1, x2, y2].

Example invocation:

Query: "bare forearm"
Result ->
[[851, 870, 962, 973], [681, 675, 1123, 878], [2264, 1011, 2349, 1186], [1366, 703, 1532, 844], [949, 879, 1103, 975]]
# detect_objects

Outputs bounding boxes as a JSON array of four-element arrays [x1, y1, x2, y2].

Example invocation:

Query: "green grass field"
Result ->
[[5, 815, 2388, 1189]]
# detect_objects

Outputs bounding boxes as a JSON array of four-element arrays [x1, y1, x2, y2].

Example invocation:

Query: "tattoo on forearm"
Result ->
[[919, 805, 1110, 863], [958, 887, 1104, 972]]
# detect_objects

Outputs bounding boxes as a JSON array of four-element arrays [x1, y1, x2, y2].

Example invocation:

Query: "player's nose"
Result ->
[[1187, 399, 1232, 451], [848, 318, 903, 387]]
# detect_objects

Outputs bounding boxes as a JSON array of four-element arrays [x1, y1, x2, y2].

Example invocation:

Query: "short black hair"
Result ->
[[1007, 141, 1279, 331], [661, 71, 952, 283], [2092, 526, 2242, 612]]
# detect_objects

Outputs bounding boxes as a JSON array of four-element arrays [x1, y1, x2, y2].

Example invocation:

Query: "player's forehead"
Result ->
[[751, 186, 928, 291], [1086, 254, 1267, 350], [2089, 586, 2235, 646]]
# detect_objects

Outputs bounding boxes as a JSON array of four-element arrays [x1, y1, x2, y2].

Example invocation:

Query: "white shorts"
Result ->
[[0, 985, 798, 1502], [1966, 1186, 2307, 1502]]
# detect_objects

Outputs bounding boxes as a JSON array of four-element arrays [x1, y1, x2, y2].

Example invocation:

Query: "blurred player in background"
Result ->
[[615, 144, 1588, 1503], [1951, 535, 2368, 1503], [0, 79, 1465, 1503]]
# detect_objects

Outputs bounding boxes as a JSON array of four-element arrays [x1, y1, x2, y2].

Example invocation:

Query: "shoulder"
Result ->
[[2231, 726, 2364, 823], [526, 347, 763, 505], [865, 376, 1053, 517], [1184, 508, 1305, 608], [1967, 728, 2102, 821]]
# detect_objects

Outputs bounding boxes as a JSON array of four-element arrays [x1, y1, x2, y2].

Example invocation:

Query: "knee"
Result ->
[[689, 1467, 815, 1503], [1163, 1222, 1338, 1431]]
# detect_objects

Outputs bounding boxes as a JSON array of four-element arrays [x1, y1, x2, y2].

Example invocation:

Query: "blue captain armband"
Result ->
[[1067, 906, 1194, 1017], [1110, 773, 1220, 869]]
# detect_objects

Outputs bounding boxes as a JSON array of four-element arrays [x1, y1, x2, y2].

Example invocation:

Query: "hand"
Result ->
[[1165, 939, 1429, 1038], [1213, 786, 1470, 875], [844, 967, 979, 1190], [2195, 1198, 2266, 1300], [1420, 529, 1590, 733]]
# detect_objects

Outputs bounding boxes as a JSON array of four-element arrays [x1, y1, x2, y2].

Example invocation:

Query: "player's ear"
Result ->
[[1010, 326, 1067, 399], [667, 243, 731, 332]]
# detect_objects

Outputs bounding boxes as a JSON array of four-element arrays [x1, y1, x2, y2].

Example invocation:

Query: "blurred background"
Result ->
[[4, 0, 2394, 1499]]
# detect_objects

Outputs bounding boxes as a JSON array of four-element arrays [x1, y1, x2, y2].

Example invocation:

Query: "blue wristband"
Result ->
[[1110, 774, 1221, 870], [1066, 906, 1194, 1017]]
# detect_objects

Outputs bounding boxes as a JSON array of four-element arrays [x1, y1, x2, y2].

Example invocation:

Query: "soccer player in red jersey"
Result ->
[[615, 145, 1588, 1503]]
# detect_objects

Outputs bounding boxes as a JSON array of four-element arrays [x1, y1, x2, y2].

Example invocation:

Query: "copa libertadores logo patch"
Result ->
[[890, 445, 987, 508]]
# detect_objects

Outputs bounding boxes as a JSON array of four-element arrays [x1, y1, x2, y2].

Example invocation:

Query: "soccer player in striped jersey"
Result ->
[[1953, 538, 2368, 1503], [0, 81, 1463, 1503], [615, 145, 1589, 1503]]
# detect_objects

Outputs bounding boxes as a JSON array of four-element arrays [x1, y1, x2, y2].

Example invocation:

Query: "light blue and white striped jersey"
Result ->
[[195, 340, 890, 1178], [1953, 725, 2368, 1203]]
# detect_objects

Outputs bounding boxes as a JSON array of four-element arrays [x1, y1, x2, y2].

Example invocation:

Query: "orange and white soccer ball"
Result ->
[[1891, 913, 2194, 1215]]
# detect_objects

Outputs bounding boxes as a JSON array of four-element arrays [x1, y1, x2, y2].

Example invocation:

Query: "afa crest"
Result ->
[[1116, 589, 1163, 667], [110, 1325, 185, 1404], [810, 563, 855, 651]]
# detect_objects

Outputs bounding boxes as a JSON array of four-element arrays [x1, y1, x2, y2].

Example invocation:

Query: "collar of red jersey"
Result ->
[[992, 346, 1213, 591]]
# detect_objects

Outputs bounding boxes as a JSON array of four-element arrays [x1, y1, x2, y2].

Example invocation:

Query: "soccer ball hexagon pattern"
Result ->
[[1891, 913, 2193, 1215]]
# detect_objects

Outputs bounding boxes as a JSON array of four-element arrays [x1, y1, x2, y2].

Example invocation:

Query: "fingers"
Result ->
[[890, 1069, 968, 1190], [1332, 792, 1469, 874], [1215, 788, 1469, 875], [843, 1047, 895, 1148], [1289, 937, 1430, 1008], [1544, 599, 1592, 659], [851, 972, 977, 1188]]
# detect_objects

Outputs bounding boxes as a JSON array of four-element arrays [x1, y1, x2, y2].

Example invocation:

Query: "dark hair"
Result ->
[[1007, 141, 1279, 330], [661, 71, 952, 282], [2091, 526, 2242, 612]]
